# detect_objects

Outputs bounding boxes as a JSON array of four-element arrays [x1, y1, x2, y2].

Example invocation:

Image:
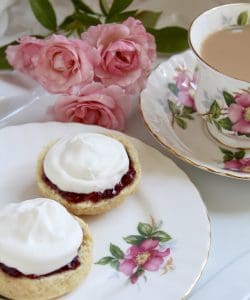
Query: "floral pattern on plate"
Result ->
[[96, 217, 174, 284]]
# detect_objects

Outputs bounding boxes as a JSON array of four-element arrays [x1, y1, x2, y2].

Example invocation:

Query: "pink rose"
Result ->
[[35, 35, 99, 94], [54, 82, 130, 130], [82, 17, 156, 94], [6, 36, 44, 79]]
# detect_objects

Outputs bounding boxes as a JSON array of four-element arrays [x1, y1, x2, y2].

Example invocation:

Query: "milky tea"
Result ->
[[201, 25, 250, 82]]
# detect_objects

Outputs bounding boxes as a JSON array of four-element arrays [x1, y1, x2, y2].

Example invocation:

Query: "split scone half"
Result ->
[[0, 198, 93, 300], [37, 132, 141, 215]]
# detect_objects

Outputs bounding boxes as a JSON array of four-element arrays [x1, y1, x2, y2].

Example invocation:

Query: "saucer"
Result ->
[[140, 50, 250, 179]]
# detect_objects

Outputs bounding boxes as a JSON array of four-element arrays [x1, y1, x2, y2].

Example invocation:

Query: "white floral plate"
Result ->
[[0, 122, 210, 300], [141, 50, 250, 179]]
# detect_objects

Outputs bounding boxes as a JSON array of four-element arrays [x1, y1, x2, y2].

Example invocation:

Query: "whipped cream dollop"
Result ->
[[44, 133, 129, 193], [0, 198, 83, 275]]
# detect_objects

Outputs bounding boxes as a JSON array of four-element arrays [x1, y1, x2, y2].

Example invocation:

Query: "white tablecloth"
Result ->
[[1, 1, 250, 299]]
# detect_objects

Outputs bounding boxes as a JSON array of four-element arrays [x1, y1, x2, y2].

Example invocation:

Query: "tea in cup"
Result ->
[[189, 3, 250, 148]]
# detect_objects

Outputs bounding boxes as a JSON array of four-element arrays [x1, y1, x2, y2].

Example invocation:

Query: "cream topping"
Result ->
[[0, 198, 83, 275], [43, 133, 129, 193]]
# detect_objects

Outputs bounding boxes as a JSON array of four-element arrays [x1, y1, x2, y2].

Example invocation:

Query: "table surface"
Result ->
[[1, 1, 250, 299]]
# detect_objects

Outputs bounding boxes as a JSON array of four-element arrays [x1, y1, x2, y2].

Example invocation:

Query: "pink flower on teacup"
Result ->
[[54, 82, 130, 130], [225, 158, 250, 173], [6, 35, 44, 79], [35, 35, 99, 94], [119, 239, 170, 284], [82, 17, 156, 94], [228, 92, 250, 134]]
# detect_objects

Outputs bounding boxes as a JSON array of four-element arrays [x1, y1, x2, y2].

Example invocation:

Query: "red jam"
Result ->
[[42, 160, 136, 203], [0, 256, 80, 279]]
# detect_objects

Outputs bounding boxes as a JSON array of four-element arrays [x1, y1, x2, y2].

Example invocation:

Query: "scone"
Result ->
[[0, 198, 92, 300], [37, 132, 141, 215]]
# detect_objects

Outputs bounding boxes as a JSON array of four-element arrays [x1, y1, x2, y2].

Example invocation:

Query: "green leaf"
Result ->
[[123, 235, 145, 245], [175, 117, 187, 129], [214, 120, 221, 131], [109, 244, 124, 259], [60, 12, 101, 35], [29, 0, 57, 31], [99, 0, 109, 16], [234, 150, 245, 160], [223, 154, 234, 162], [168, 83, 179, 96], [182, 106, 194, 115], [181, 114, 194, 120], [237, 11, 248, 26], [219, 148, 233, 156], [108, 0, 133, 17], [223, 91, 235, 106], [71, 0, 95, 14], [168, 100, 180, 114], [209, 100, 221, 119], [0, 42, 18, 70], [152, 230, 172, 242], [147, 26, 189, 53], [75, 12, 101, 26], [137, 222, 153, 236], [217, 117, 233, 130], [106, 10, 137, 23], [136, 10, 162, 28], [207, 115, 213, 124], [95, 256, 114, 265], [110, 259, 120, 270], [60, 15, 75, 29], [219, 147, 234, 162]]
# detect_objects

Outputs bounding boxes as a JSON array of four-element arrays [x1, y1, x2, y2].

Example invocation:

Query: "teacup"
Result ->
[[189, 3, 250, 148]]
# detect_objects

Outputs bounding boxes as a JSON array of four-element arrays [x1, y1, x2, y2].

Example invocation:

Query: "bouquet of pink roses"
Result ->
[[2, 0, 188, 131]]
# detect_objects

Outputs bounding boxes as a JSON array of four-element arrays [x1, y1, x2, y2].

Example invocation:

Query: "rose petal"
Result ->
[[119, 259, 136, 276], [130, 273, 139, 284], [151, 248, 170, 258], [143, 256, 164, 271], [36, 35, 98, 94], [175, 71, 191, 92], [224, 160, 242, 171], [228, 103, 244, 123], [82, 17, 156, 94], [140, 239, 159, 251], [125, 246, 140, 259], [235, 93, 250, 107], [233, 119, 250, 134], [177, 91, 195, 108], [54, 83, 128, 131]]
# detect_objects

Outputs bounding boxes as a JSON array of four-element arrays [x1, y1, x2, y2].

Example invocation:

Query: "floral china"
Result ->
[[189, 3, 250, 148], [0, 122, 210, 300], [140, 49, 250, 179]]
